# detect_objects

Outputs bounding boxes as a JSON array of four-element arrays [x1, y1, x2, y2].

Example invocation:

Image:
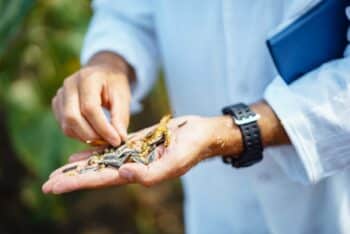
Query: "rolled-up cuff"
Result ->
[[264, 76, 323, 184]]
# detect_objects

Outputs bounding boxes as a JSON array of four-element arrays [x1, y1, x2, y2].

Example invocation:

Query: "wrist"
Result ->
[[204, 101, 289, 163], [206, 116, 243, 158], [250, 101, 290, 147]]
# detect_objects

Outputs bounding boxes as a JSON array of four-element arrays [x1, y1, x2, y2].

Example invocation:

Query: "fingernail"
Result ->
[[119, 169, 134, 181]]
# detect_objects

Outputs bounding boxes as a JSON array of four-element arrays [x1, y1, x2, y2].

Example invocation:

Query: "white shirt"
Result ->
[[81, 1, 350, 233]]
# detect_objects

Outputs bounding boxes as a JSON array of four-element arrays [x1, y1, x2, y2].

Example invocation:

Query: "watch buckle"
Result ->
[[234, 113, 260, 125]]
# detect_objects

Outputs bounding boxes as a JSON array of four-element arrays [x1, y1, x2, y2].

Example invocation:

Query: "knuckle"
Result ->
[[61, 124, 72, 136], [80, 68, 99, 80], [81, 101, 95, 115], [63, 111, 78, 125], [63, 78, 71, 88], [100, 127, 114, 139], [77, 70, 87, 82], [79, 68, 90, 78], [77, 70, 96, 85], [57, 87, 63, 96]]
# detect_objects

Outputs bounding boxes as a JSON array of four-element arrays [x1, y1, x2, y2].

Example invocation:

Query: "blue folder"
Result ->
[[267, 0, 350, 84]]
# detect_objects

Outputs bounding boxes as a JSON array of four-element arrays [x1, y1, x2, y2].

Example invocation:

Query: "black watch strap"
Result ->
[[222, 103, 263, 168]]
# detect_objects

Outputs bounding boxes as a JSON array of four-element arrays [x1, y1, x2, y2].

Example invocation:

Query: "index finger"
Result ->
[[78, 73, 122, 146]]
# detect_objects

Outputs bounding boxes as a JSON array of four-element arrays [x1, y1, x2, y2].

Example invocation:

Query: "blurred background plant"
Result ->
[[0, 0, 183, 233]]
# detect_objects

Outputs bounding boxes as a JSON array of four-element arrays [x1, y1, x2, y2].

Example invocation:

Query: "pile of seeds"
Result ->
[[62, 115, 172, 176]]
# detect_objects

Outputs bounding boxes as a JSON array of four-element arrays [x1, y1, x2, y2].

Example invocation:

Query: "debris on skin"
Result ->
[[215, 137, 225, 149], [85, 139, 109, 146], [177, 120, 188, 128], [62, 165, 78, 173]]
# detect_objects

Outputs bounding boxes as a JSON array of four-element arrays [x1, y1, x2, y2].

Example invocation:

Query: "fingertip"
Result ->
[[103, 126, 121, 146], [43, 178, 57, 194], [42, 181, 50, 194], [108, 135, 122, 147]]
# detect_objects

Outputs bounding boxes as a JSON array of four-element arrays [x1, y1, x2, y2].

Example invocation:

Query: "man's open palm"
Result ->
[[42, 116, 216, 194]]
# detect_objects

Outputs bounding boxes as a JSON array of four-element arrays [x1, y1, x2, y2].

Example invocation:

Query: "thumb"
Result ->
[[119, 148, 173, 187]]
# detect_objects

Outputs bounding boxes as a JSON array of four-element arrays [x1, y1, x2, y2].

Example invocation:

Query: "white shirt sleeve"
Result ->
[[81, 0, 159, 113], [264, 12, 350, 184]]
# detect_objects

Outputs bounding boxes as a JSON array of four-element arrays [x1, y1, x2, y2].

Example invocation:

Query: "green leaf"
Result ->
[[0, 0, 35, 57], [7, 104, 85, 179]]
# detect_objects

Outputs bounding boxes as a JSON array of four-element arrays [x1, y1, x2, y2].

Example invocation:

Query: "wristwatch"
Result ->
[[222, 103, 263, 168]]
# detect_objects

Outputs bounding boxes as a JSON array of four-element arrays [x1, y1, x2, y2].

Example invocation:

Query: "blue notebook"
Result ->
[[267, 0, 350, 84]]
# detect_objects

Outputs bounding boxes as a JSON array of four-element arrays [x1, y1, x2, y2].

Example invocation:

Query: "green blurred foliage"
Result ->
[[0, 0, 34, 56], [0, 0, 179, 233], [0, 0, 91, 222]]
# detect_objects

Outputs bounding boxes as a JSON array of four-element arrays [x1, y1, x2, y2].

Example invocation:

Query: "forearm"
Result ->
[[207, 100, 290, 157]]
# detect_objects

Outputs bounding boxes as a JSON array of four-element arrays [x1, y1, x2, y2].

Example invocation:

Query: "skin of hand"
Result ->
[[42, 101, 290, 194], [52, 52, 134, 146], [42, 116, 223, 194], [117, 101, 290, 186]]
